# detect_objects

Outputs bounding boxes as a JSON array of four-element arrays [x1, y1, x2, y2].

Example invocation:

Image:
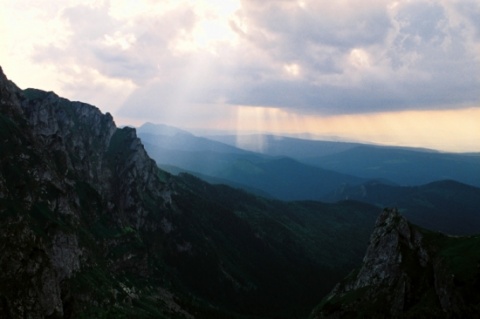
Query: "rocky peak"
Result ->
[[315, 208, 432, 317], [0, 66, 24, 117], [353, 208, 429, 289], [21, 88, 117, 190], [312, 208, 478, 318]]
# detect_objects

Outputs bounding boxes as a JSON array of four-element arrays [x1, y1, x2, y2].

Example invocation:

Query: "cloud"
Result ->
[[227, 0, 480, 114], [4, 0, 479, 122]]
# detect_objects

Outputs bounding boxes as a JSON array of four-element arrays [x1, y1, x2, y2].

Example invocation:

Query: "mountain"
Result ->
[[0, 66, 382, 318], [207, 133, 480, 188], [306, 145, 480, 187], [137, 123, 247, 154], [325, 180, 480, 235], [138, 125, 366, 201], [137, 122, 193, 136], [312, 208, 480, 318], [207, 133, 360, 158]]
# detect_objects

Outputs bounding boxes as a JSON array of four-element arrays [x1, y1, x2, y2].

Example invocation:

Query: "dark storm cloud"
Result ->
[[224, 0, 480, 114], [240, 0, 391, 50]]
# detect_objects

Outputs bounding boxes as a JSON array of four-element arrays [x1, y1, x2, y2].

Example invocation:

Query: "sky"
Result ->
[[1, 0, 479, 152]]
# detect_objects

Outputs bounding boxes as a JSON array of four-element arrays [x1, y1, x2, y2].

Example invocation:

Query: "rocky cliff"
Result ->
[[0, 66, 173, 318], [312, 208, 480, 318]]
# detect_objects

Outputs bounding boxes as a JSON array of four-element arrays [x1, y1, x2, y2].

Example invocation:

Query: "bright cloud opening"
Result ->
[[349, 49, 371, 68], [171, 0, 240, 54], [284, 63, 301, 77]]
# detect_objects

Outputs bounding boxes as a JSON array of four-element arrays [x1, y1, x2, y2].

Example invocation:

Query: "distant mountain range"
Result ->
[[138, 124, 367, 201], [305, 145, 480, 187], [138, 123, 480, 201], [208, 133, 480, 187], [206, 133, 361, 158]]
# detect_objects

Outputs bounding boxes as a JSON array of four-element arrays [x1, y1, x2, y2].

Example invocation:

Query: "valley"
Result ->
[[1, 66, 480, 318]]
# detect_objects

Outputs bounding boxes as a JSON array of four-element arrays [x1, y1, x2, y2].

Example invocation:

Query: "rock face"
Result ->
[[0, 66, 171, 318], [312, 208, 480, 318], [352, 208, 429, 291]]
